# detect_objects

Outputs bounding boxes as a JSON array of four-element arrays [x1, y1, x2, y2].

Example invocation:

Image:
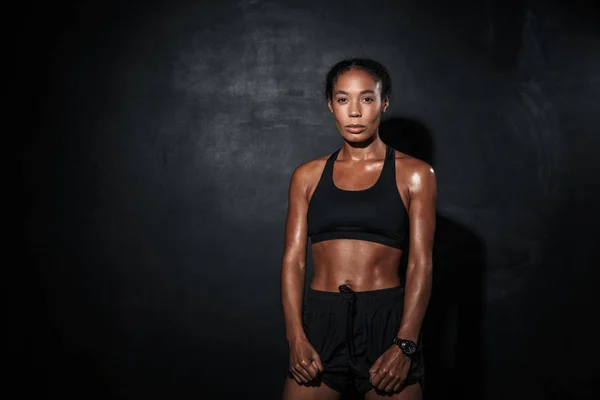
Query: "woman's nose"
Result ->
[[348, 103, 361, 117]]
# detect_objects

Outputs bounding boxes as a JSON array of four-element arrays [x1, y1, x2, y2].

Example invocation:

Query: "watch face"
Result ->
[[401, 340, 417, 354]]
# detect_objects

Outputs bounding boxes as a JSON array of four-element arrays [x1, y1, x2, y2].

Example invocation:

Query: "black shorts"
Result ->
[[302, 285, 425, 394]]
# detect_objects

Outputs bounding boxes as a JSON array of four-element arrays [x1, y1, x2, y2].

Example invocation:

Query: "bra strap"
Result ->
[[322, 148, 341, 185], [383, 145, 396, 182], [385, 144, 394, 160], [328, 148, 341, 161]]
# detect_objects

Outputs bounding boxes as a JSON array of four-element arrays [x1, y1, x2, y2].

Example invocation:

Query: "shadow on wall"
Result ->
[[343, 117, 487, 400]]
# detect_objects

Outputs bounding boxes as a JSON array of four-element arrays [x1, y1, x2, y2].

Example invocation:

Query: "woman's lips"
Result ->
[[345, 125, 366, 133]]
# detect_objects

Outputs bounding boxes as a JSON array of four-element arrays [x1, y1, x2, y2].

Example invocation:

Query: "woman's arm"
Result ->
[[397, 162, 438, 342], [369, 160, 437, 393], [281, 163, 324, 384], [281, 164, 310, 343]]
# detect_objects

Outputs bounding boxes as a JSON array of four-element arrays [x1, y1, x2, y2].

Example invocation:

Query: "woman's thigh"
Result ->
[[282, 375, 342, 400], [364, 382, 422, 400]]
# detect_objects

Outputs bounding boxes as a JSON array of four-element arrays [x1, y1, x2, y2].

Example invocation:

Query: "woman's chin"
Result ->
[[340, 131, 376, 144]]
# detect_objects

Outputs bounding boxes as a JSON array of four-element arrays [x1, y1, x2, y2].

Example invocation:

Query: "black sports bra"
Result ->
[[307, 145, 409, 250]]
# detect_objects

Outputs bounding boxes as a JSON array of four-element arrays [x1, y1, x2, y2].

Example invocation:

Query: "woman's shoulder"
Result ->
[[392, 150, 436, 187], [291, 152, 332, 182], [393, 150, 434, 173]]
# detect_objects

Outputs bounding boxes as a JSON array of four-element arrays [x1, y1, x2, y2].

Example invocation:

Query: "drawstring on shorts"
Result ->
[[338, 283, 357, 362]]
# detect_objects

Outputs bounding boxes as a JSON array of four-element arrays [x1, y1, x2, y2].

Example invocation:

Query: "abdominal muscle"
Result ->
[[309, 239, 403, 292]]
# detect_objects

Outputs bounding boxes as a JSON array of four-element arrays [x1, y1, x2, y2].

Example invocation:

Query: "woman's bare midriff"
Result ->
[[309, 239, 403, 292]]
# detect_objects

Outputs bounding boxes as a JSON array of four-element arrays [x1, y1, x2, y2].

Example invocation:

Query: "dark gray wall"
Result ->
[[19, 0, 599, 398]]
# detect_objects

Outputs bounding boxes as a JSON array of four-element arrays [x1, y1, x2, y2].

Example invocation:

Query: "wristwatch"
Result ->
[[392, 338, 417, 357]]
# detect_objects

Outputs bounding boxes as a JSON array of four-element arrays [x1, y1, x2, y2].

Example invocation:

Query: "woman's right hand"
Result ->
[[288, 338, 323, 384]]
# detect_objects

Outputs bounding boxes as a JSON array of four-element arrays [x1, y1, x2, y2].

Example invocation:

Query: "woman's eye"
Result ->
[[363, 97, 374, 103], [337, 98, 348, 104]]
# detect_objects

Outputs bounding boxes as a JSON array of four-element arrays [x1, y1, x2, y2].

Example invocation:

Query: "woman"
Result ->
[[281, 58, 437, 400]]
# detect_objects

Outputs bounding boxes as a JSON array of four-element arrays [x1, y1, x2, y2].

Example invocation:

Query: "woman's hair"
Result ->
[[325, 58, 392, 102]]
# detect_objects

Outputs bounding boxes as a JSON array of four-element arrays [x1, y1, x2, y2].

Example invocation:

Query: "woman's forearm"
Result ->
[[281, 261, 307, 344], [396, 261, 433, 342]]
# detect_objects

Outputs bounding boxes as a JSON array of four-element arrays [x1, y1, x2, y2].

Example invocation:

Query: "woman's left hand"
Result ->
[[369, 345, 411, 393]]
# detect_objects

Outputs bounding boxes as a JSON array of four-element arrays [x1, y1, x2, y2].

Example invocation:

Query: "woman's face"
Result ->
[[328, 68, 389, 143]]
